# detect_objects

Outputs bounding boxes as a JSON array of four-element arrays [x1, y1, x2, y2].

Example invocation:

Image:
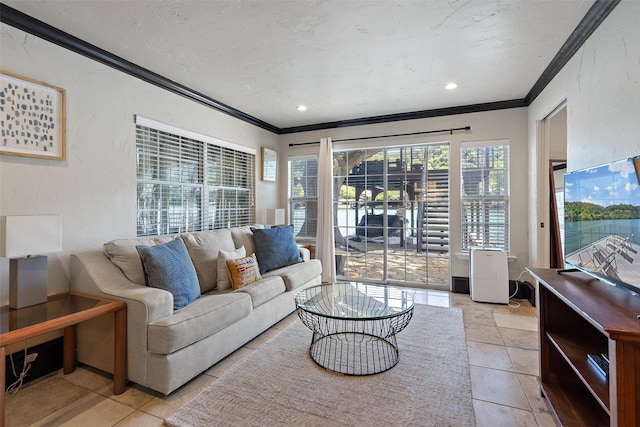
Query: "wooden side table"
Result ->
[[0, 291, 126, 427]]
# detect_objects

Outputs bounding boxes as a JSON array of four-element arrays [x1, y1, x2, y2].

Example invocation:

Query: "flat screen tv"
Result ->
[[563, 155, 640, 296]]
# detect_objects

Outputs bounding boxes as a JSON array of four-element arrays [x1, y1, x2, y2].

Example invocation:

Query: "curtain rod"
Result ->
[[288, 126, 471, 147]]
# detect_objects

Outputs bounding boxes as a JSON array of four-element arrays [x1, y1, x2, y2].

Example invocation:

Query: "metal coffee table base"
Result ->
[[295, 283, 415, 376], [309, 331, 400, 375]]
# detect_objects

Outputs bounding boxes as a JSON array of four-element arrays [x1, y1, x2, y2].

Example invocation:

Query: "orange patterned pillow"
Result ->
[[227, 254, 261, 289]]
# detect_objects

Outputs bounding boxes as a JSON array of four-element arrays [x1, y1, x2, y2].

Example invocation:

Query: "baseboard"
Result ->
[[451, 276, 470, 294], [4, 337, 63, 389], [451, 276, 536, 307]]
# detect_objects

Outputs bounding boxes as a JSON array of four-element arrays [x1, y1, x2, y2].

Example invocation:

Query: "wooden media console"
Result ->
[[529, 268, 640, 427]]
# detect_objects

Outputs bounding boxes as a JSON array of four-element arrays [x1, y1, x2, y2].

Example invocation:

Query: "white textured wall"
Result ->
[[0, 25, 280, 305], [548, 107, 567, 161], [281, 107, 530, 284], [3, 0, 639, 300], [566, 1, 640, 171], [528, 0, 640, 267]]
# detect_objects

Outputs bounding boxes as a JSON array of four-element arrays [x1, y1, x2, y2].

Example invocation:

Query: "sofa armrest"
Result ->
[[70, 251, 174, 323], [298, 246, 311, 262], [71, 250, 177, 387]]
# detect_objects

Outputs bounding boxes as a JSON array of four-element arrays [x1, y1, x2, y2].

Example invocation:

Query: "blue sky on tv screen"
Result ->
[[565, 157, 640, 207]]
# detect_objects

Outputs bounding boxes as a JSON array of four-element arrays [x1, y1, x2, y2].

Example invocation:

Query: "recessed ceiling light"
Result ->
[[297, 105, 308, 111], [445, 82, 458, 90]]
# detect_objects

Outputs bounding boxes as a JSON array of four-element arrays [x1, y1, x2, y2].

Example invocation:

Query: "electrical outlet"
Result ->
[[25, 353, 38, 364]]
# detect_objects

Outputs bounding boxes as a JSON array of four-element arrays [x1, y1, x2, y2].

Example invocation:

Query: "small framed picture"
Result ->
[[0, 70, 66, 160], [262, 147, 277, 182]]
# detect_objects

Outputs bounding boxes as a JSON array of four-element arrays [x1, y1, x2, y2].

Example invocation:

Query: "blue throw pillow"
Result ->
[[251, 225, 302, 274], [136, 238, 200, 310]]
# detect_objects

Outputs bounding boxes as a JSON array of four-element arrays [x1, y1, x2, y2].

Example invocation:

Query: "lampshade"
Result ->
[[1, 215, 62, 258], [266, 208, 286, 226]]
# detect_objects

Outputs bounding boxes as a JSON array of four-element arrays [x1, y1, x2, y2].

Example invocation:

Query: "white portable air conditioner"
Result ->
[[469, 248, 508, 304]]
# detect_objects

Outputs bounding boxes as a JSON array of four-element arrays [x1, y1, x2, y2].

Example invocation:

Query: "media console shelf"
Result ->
[[528, 268, 640, 427]]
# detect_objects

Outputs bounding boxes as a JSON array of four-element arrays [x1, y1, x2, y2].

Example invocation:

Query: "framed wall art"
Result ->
[[262, 147, 277, 182], [0, 70, 66, 160]]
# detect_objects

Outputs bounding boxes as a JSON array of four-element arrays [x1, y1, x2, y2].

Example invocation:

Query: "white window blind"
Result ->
[[460, 140, 510, 251], [288, 156, 318, 238], [136, 117, 255, 236]]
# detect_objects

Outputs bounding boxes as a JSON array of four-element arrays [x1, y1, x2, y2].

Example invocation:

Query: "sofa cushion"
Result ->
[[234, 276, 286, 308], [147, 292, 252, 355], [217, 245, 246, 291], [227, 254, 262, 289], [181, 229, 236, 293], [251, 225, 302, 274], [136, 238, 200, 310], [230, 225, 262, 256], [104, 235, 176, 285], [263, 259, 323, 291]]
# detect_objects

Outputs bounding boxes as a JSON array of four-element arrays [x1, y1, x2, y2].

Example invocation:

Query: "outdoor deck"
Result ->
[[338, 249, 450, 288]]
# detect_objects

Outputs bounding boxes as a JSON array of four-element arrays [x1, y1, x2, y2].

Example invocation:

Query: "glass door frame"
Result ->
[[333, 142, 450, 289]]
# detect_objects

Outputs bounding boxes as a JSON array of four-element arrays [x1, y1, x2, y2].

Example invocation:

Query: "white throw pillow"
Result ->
[[217, 246, 246, 290]]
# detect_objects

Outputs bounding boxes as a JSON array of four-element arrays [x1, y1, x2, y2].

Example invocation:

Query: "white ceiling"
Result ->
[[5, 0, 596, 130]]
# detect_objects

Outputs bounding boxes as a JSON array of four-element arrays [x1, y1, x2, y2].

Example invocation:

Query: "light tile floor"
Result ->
[[5, 290, 559, 427]]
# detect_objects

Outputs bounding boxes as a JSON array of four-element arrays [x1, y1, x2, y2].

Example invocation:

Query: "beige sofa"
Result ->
[[70, 225, 322, 395]]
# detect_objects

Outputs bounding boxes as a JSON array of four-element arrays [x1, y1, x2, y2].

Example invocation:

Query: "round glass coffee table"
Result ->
[[295, 282, 414, 375]]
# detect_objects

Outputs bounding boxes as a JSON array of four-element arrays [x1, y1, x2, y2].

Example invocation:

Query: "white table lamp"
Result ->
[[266, 208, 286, 227], [1, 215, 62, 309]]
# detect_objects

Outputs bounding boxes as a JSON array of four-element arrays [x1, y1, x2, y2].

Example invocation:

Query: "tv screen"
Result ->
[[564, 155, 640, 294]]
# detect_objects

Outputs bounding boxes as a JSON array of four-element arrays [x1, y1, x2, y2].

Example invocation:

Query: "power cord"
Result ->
[[508, 269, 534, 308], [6, 345, 37, 395]]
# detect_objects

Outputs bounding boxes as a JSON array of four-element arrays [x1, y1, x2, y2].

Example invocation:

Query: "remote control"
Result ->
[[587, 353, 609, 377]]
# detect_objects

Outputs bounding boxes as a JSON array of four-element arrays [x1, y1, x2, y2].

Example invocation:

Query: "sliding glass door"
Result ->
[[333, 143, 450, 288]]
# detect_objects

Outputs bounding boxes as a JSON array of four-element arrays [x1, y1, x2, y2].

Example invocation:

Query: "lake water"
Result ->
[[565, 218, 640, 254]]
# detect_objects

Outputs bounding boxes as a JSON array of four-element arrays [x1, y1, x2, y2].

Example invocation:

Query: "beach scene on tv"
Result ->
[[564, 156, 640, 288]]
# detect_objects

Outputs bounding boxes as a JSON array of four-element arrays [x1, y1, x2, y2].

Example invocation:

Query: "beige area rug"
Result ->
[[165, 304, 475, 427]]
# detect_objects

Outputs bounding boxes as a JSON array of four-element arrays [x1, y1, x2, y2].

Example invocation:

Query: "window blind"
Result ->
[[136, 118, 255, 236], [288, 157, 318, 238], [460, 141, 510, 252]]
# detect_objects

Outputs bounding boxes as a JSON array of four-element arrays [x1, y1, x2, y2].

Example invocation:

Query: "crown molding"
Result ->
[[0, 1, 620, 135], [525, 0, 621, 105], [279, 99, 527, 134], [0, 3, 280, 134]]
